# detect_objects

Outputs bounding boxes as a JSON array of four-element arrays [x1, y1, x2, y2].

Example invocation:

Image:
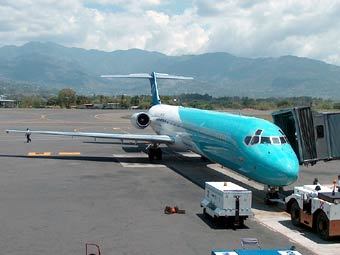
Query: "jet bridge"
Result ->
[[272, 106, 340, 165]]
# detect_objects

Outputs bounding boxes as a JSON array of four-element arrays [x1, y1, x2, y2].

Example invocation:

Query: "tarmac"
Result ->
[[0, 108, 339, 255]]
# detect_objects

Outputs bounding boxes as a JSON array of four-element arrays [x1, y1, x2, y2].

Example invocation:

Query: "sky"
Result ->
[[1, 0, 340, 65]]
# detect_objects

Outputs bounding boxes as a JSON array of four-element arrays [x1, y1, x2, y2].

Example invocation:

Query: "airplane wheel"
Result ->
[[316, 211, 330, 240], [290, 201, 301, 227], [203, 208, 207, 217], [234, 217, 244, 228], [148, 149, 155, 161], [155, 148, 162, 160]]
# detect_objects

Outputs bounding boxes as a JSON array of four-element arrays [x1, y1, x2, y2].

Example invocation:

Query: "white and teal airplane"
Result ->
[[6, 72, 299, 187]]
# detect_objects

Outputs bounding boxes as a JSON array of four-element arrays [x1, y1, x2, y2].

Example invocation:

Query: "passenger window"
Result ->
[[261, 137, 271, 144], [280, 137, 286, 144], [255, 129, 263, 135], [251, 136, 259, 145], [271, 137, 280, 144], [244, 136, 251, 145], [316, 125, 324, 138]]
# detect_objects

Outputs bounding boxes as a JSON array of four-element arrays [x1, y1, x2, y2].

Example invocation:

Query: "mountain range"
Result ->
[[0, 41, 340, 98]]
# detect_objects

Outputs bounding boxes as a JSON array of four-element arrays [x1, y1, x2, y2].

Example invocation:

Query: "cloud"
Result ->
[[0, 0, 340, 65], [194, 0, 340, 64]]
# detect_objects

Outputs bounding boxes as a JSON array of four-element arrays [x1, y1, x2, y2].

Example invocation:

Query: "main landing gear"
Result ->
[[147, 144, 162, 161]]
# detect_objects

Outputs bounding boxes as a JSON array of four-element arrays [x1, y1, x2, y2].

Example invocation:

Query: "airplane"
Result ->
[[6, 72, 299, 191]]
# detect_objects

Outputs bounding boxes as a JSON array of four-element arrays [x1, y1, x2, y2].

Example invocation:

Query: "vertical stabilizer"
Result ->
[[150, 72, 161, 105], [101, 72, 193, 106]]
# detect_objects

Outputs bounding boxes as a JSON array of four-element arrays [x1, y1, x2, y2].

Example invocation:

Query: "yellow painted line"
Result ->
[[58, 152, 81, 156], [28, 152, 51, 156]]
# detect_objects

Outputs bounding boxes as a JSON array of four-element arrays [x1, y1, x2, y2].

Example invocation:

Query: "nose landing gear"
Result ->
[[264, 186, 285, 205], [147, 144, 162, 161]]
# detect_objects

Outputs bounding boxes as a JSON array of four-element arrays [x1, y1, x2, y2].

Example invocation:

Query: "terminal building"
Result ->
[[0, 96, 17, 108]]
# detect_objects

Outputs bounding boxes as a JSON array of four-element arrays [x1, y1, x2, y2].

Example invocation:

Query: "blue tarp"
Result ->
[[212, 250, 301, 255]]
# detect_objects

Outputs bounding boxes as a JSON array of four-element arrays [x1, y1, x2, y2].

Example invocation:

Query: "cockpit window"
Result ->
[[279, 130, 285, 136], [251, 136, 260, 145], [244, 136, 251, 145], [245, 133, 288, 146], [271, 137, 280, 144], [261, 136, 271, 144]]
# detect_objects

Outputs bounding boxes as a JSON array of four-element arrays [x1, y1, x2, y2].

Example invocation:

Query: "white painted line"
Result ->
[[253, 209, 340, 255], [119, 163, 166, 168], [113, 153, 147, 158], [113, 153, 166, 168]]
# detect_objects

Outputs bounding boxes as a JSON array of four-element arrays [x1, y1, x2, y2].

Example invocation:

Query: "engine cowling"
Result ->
[[131, 112, 151, 129]]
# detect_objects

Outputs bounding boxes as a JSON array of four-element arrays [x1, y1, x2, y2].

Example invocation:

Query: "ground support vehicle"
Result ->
[[211, 249, 302, 255], [285, 184, 340, 240], [201, 182, 252, 227], [211, 238, 302, 254]]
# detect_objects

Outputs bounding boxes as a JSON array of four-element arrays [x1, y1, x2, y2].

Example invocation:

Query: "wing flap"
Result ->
[[6, 130, 174, 143]]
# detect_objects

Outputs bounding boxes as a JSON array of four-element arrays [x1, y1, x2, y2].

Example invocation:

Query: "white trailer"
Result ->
[[285, 184, 340, 240], [201, 182, 252, 226]]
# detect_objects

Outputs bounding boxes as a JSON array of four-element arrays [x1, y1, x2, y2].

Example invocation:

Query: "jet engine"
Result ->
[[131, 112, 150, 129]]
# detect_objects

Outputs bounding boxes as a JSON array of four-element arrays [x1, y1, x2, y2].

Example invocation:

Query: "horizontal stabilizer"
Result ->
[[101, 73, 152, 79], [101, 73, 193, 80], [101, 71, 193, 106]]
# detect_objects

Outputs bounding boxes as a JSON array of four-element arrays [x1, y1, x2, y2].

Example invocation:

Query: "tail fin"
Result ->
[[101, 72, 193, 106]]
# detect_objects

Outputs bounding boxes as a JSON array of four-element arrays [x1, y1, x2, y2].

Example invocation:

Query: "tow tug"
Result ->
[[285, 182, 340, 240]]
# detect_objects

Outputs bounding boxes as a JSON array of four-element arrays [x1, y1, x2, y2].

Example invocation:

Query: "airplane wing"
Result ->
[[5, 130, 174, 143]]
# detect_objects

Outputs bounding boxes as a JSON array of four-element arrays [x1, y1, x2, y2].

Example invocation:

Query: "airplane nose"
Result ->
[[276, 155, 299, 185]]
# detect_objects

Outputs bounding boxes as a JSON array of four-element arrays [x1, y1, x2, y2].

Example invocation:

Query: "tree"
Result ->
[[58, 88, 76, 108], [46, 96, 58, 106], [333, 103, 340, 110]]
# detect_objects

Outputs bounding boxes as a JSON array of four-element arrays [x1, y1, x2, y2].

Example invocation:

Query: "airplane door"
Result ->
[[313, 114, 329, 159]]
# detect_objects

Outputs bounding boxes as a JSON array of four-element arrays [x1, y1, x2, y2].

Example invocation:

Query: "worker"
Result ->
[[26, 128, 31, 143]]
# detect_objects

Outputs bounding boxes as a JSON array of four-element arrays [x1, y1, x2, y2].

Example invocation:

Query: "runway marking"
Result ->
[[253, 209, 340, 255], [113, 153, 166, 168], [58, 152, 81, 156], [28, 152, 52, 156], [119, 163, 167, 168]]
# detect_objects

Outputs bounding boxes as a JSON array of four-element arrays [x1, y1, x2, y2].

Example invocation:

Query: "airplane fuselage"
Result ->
[[148, 104, 299, 186]]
